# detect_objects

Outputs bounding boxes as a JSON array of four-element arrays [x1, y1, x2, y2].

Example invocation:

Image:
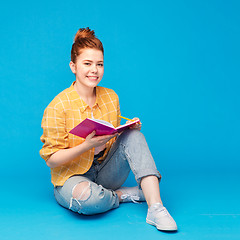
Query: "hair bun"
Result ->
[[74, 27, 95, 42], [71, 27, 104, 63]]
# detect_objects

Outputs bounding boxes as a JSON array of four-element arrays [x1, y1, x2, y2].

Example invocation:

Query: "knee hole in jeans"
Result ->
[[72, 181, 91, 201]]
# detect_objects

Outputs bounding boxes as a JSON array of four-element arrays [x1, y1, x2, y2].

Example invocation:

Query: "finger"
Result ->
[[100, 133, 118, 143], [130, 123, 142, 129], [132, 117, 140, 121], [94, 134, 114, 141], [103, 133, 118, 140], [87, 131, 96, 139]]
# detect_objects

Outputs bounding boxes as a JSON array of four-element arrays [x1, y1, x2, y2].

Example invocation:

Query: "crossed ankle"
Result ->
[[115, 190, 123, 202], [116, 186, 145, 203]]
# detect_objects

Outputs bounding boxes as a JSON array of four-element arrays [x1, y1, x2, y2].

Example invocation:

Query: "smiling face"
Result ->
[[69, 48, 104, 90]]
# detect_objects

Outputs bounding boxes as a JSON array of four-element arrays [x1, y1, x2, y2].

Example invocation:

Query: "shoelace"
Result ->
[[121, 194, 141, 204], [154, 206, 170, 217]]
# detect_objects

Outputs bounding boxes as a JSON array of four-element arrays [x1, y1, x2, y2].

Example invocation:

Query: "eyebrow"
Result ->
[[83, 59, 103, 63]]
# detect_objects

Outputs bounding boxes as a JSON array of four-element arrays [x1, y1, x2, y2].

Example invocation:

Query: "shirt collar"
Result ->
[[69, 81, 102, 113]]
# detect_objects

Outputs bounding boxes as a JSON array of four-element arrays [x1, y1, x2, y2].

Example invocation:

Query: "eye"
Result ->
[[84, 62, 91, 66], [98, 63, 104, 67]]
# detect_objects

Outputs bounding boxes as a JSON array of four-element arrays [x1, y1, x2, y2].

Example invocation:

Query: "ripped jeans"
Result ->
[[54, 129, 161, 215]]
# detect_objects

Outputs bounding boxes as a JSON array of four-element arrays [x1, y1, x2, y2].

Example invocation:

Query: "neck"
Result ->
[[74, 81, 96, 107]]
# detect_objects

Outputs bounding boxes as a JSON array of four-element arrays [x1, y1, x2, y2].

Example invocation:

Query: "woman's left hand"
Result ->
[[127, 117, 142, 131]]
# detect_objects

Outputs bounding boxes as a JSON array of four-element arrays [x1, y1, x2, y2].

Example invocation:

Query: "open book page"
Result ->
[[93, 118, 139, 130], [116, 119, 140, 130], [91, 119, 114, 128]]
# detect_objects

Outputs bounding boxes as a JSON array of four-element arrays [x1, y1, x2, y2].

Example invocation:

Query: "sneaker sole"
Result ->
[[146, 218, 178, 231]]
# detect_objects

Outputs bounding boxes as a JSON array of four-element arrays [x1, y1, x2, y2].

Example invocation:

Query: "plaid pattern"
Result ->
[[40, 82, 121, 186]]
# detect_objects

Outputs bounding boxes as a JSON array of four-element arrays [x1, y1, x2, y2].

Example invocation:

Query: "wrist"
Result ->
[[81, 140, 92, 152]]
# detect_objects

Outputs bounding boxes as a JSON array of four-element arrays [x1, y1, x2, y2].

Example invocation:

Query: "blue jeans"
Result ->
[[54, 129, 161, 215]]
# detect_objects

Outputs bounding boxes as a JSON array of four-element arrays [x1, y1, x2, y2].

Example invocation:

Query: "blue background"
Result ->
[[0, 0, 239, 239]]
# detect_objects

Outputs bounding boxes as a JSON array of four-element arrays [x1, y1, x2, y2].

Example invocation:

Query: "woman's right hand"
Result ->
[[85, 131, 118, 149], [46, 131, 118, 169]]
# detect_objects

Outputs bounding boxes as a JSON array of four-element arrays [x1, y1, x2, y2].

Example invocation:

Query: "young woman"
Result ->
[[40, 27, 177, 231]]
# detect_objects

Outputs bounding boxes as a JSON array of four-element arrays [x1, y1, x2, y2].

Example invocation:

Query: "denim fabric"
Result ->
[[54, 129, 161, 215]]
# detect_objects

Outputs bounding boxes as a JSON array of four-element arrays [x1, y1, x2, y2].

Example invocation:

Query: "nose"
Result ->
[[91, 64, 98, 73]]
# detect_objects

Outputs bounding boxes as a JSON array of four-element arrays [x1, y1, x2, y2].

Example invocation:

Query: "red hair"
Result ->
[[71, 27, 104, 63]]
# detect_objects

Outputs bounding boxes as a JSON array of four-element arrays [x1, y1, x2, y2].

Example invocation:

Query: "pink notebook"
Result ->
[[69, 118, 140, 139]]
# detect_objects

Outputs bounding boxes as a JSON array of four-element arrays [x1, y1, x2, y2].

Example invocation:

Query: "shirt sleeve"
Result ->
[[40, 101, 69, 161]]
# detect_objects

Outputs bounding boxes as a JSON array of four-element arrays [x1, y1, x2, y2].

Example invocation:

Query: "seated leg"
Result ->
[[54, 177, 119, 215]]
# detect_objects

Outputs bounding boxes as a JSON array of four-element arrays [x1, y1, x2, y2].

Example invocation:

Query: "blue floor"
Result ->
[[1, 169, 239, 240]]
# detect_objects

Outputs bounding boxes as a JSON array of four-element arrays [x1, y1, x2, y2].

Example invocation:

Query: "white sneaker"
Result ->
[[146, 203, 177, 231], [117, 186, 145, 203]]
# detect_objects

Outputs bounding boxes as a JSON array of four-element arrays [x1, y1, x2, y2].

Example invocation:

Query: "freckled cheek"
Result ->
[[100, 69, 104, 77], [99, 75, 104, 81]]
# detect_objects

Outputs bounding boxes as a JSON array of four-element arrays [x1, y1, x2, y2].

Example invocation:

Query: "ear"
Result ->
[[69, 61, 76, 74]]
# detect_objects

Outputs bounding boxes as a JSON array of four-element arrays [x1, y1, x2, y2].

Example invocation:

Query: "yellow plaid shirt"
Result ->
[[40, 81, 121, 186]]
